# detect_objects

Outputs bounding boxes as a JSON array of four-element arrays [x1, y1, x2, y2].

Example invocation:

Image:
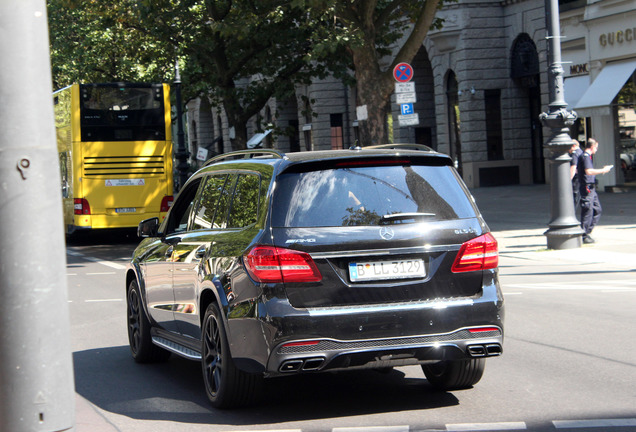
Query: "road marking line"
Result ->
[[220, 430, 302, 432], [85, 299, 123, 303], [82, 256, 126, 269], [334, 427, 409, 432], [505, 281, 636, 291], [67, 249, 127, 270], [446, 423, 526, 431], [553, 418, 636, 428], [602, 289, 636, 293]]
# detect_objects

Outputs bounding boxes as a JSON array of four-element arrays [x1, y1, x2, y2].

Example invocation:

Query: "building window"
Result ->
[[446, 71, 462, 174], [485, 89, 504, 160], [330, 114, 344, 149], [289, 120, 300, 152]]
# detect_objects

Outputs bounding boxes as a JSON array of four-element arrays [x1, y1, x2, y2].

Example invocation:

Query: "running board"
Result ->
[[152, 336, 202, 360]]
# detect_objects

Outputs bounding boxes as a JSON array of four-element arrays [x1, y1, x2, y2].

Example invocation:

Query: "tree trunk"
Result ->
[[352, 47, 394, 146], [230, 121, 248, 151]]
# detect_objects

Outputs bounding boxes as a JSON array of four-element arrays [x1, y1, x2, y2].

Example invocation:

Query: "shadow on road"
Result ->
[[66, 228, 140, 247], [73, 346, 460, 426]]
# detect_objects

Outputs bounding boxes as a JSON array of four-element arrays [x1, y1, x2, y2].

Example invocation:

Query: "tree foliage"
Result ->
[[310, 0, 444, 145], [48, 0, 174, 89], [48, 0, 444, 149]]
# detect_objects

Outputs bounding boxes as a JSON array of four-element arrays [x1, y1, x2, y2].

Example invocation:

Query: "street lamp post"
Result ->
[[174, 58, 189, 191], [539, 0, 584, 249]]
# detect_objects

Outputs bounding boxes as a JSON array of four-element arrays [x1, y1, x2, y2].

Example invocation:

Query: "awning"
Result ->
[[563, 75, 589, 110], [574, 59, 636, 117]]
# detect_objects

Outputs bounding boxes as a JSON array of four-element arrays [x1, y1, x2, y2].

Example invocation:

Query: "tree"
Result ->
[[315, 0, 443, 146], [133, 0, 330, 149], [48, 0, 444, 149], [49, 0, 330, 150], [48, 0, 174, 89]]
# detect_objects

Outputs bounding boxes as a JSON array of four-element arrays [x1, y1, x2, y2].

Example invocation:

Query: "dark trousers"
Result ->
[[572, 185, 580, 210], [580, 185, 602, 235]]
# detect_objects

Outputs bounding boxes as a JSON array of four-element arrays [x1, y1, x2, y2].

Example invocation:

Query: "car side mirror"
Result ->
[[138, 217, 159, 238]]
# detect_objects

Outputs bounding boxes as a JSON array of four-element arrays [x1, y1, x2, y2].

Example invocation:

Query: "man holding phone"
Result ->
[[578, 138, 613, 244]]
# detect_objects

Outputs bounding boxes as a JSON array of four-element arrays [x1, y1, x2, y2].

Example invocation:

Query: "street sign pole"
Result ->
[[0, 1, 75, 430], [393, 63, 419, 128]]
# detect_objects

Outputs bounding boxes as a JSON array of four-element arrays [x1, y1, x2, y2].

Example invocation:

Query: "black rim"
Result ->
[[203, 313, 223, 397], [127, 287, 141, 354]]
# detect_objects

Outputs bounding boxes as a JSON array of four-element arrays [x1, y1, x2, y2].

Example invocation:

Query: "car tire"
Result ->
[[422, 358, 485, 390], [201, 303, 263, 408], [126, 279, 171, 363]]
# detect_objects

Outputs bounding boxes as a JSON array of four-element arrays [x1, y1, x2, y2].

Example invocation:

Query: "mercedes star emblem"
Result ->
[[379, 226, 395, 240]]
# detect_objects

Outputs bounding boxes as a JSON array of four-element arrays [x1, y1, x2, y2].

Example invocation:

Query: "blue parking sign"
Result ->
[[400, 103, 414, 115]]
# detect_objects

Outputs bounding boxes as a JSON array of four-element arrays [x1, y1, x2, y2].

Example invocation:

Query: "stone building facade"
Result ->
[[183, 0, 635, 189]]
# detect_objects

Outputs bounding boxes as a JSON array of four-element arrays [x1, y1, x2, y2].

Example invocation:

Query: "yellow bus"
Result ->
[[54, 83, 174, 235]]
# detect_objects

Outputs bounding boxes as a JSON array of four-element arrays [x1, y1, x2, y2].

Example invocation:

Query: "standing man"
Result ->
[[569, 139, 582, 209], [578, 138, 613, 244]]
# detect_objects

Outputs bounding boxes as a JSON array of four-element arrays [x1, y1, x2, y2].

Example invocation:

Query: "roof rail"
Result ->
[[204, 149, 287, 166], [365, 143, 434, 152]]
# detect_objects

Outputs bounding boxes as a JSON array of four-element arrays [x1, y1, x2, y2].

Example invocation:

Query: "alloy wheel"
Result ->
[[203, 314, 223, 397]]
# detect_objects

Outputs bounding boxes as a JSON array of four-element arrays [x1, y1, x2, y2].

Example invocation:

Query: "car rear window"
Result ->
[[272, 164, 477, 227]]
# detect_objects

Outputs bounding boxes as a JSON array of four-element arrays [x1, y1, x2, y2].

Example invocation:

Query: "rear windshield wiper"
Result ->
[[380, 212, 436, 224]]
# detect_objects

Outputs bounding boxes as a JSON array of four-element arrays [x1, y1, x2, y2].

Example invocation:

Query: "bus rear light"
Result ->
[[160, 196, 174, 212], [74, 198, 91, 215], [244, 246, 322, 283], [451, 233, 498, 272]]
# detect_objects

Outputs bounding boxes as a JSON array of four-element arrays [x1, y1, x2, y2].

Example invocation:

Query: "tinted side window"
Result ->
[[227, 174, 260, 228], [192, 174, 228, 230], [213, 174, 238, 229], [272, 165, 476, 227]]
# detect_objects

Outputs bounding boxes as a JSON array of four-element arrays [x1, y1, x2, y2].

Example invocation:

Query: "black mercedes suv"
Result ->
[[126, 145, 504, 408]]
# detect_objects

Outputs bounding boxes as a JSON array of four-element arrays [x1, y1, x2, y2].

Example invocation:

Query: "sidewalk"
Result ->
[[470, 184, 636, 269]]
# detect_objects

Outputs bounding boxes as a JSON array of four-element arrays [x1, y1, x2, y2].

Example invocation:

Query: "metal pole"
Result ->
[[0, 1, 75, 430], [174, 58, 190, 191], [539, 0, 584, 249]]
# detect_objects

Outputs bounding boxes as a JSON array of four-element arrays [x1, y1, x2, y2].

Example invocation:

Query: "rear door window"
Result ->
[[227, 174, 261, 228], [272, 164, 476, 227]]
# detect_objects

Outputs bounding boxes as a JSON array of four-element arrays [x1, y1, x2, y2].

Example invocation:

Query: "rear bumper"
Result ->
[[270, 325, 503, 375], [227, 272, 504, 376]]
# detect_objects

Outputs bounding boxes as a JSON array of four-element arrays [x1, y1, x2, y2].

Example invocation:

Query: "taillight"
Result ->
[[244, 246, 322, 283], [451, 233, 498, 273], [160, 196, 174, 212], [74, 198, 91, 215]]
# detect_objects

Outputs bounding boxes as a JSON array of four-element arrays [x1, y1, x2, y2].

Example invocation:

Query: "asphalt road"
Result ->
[[66, 190, 636, 432]]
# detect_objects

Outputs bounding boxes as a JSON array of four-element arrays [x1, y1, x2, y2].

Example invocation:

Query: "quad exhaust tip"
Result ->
[[467, 344, 502, 357]]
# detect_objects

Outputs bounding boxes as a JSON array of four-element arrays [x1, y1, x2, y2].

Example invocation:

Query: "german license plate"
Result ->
[[349, 259, 426, 282], [115, 207, 136, 213]]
